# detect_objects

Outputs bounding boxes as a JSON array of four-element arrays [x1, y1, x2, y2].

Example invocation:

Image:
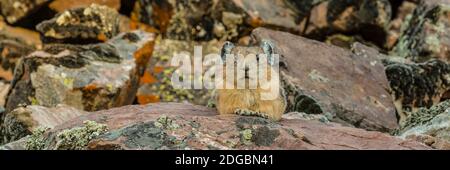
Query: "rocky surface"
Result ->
[[1, 21, 41, 82], [386, 1, 417, 50], [303, 0, 392, 46], [36, 4, 121, 44], [48, 0, 121, 13], [130, 0, 392, 45], [136, 37, 221, 105], [0, 0, 50, 24], [0, 103, 430, 150], [251, 28, 397, 132], [384, 59, 450, 124], [393, 0, 450, 62], [2, 0, 450, 150], [4, 30, 155, 113], [396, 100, 450, 149], [0, 81, 9, 107], [0, 105, 87, 144]]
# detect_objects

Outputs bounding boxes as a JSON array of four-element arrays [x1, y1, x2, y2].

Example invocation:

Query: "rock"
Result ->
[[0, 38, 35, 82], [393, 0, 450, 62], [406, 134, 450, 150], [324, 34, 381, 50], [0, 136, 28, 150], [251, 28, 398, 132], [1, 21, 41, 82], [36, 4, 120, 44], [397, 100, 450, 150], [221, 0, 304, 34], [0, 21, 42, 48], [305, 0, 392, 46], [384, 59, 450, 124], [49, 0, 121, 13], [0, 105, 87, 144], [131, 0, 211, 40], [0, 36, 37, 82], [0, 0, 50, 24], [130, 0, 173, 32], [0, 81, 9, 106], [130, 0, 304, 41], [5, 30, 155, 113], [282, 112, 330, 123], [386, 1, 417, 50], [118, 15, 159, 33], [12, 103, 429, 150], [136, 37, 221, 105]]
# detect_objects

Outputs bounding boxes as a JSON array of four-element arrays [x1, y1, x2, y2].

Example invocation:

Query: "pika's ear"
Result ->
[[221, 41, 234, 62], [260, 39, 275, 65]]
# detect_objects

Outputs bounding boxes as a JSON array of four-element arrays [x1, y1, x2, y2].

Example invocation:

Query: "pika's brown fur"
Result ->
[[215, 41, 287, 121]]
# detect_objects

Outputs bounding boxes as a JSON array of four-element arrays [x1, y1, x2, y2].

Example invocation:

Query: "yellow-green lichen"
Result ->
[[154, 115, 180, 130], [54, 120, 108, 150], [26, 127, 50, 150], [240, 129, 253, 145], [29, 97, 40, 105]]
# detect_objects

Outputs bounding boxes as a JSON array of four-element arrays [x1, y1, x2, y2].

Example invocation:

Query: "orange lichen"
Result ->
[[84, 84, 98, 91], [249, 17, 264, 28], [133, 41, 154, 67], [153, 66, 164, 74], [137, 94, 160, 104], [97, 32, 108, 41], [140, 71, 157, 85], [129, 21, 159, 33]]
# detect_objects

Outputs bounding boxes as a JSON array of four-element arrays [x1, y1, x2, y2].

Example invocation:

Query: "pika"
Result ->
[[214, 40, 287, 121]]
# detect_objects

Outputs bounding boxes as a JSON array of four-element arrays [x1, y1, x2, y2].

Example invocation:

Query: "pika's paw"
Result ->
[[234, 109, 269, 119]]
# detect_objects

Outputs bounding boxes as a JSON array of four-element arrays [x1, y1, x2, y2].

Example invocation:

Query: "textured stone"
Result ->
[[0, 81, 9, 107], [5, 30, 155, 113], [36, 4, 120, 44], [0, 0, 50, 24], [393, 0, 450, 62], [384, 59, 450, 124], [304, 0, 392, 46], [131, 0, 304, 41], [49, 0, 121, 13], [136, 37, 221, 105], [118, 15, 159, 33], [251, 28, 398, 132], [397, 100, 450, 150], [0, 105, 87, 144], [1, 21, 41, 82], [7, 103, 430, 150], [222, 0, 303, 33], [386, 1, 417, 50]]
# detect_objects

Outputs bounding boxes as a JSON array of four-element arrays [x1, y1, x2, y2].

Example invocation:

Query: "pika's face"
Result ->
[[220, 40, 278, 89]]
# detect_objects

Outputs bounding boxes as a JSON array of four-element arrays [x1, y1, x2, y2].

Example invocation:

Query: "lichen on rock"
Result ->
[[36, 3, 120, 44], [154, 115, 180, 130], [25, 127, 49, 150], [396, 100, 450, 135], [53, 120, 108, 150], [393, 1, 450, 62], [396, 100, 450, 149]]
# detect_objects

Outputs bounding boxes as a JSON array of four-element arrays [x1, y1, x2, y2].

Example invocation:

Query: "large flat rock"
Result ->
[[251, 28, 398, 132], [2, 103, 430, 150]]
